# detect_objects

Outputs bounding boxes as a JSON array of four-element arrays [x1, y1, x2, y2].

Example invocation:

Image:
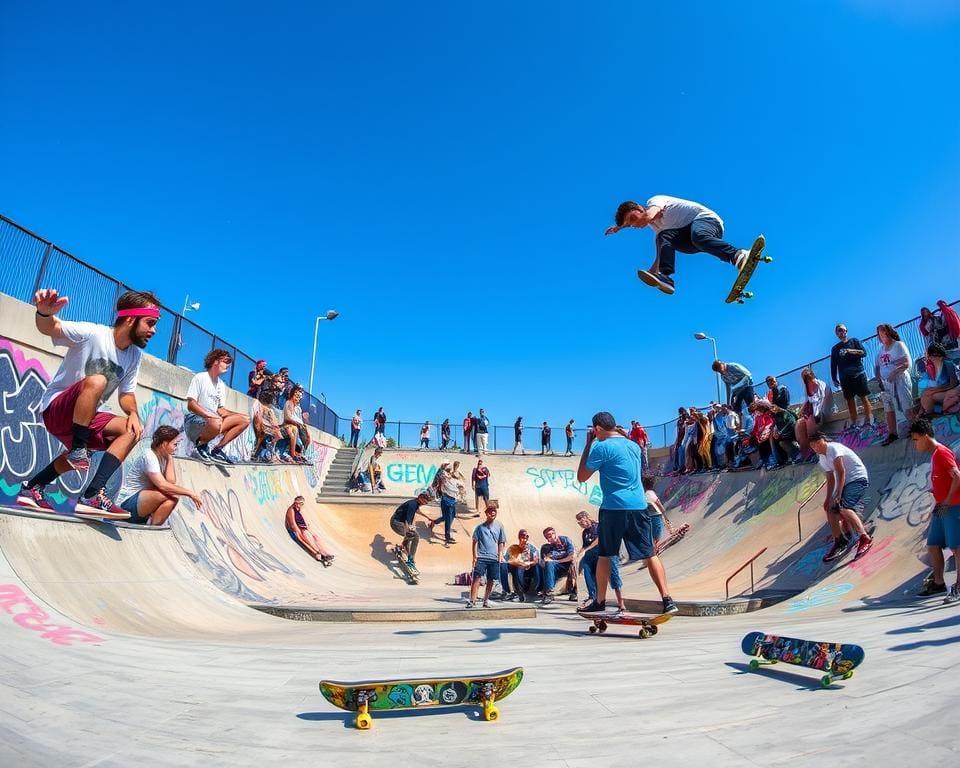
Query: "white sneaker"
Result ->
[[945, 584, 960, 604], [733, 249, 749, 271]]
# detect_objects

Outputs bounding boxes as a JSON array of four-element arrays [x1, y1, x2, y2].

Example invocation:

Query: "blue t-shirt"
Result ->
[[473, 521, 506, 560], [585, 437, 647, 511], [541, 536, 575, 561]]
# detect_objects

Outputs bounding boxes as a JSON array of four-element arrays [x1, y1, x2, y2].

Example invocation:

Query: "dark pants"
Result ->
[[656, 217, 738, 276], [731, 385, 755, 417], [350, 428, 360, 448], [505, 563, 540, 595], [440, 494, 456, 541]]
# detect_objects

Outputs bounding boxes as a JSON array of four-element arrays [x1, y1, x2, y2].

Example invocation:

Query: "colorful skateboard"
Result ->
[[725, 234, 770, 304], [741, 631, 865, 687], [579, 610, 672, 639], [392, 545, 419, 584], [656, 522, 691, 555], [319, 666, 523, 729]]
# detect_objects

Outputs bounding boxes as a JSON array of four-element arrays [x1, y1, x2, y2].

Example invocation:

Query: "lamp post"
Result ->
[[693, 332, 722, 403], [308, 310, 340, 396], [182, 295, 201, 315]]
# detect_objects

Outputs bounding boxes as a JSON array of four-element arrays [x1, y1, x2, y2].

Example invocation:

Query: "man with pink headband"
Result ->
[[16, 287, 160, 519]]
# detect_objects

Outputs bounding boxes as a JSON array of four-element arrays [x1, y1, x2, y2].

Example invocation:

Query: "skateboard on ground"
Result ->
[[392, 545, 420, 584], [741, 631, 865, 687], [725, 234, 770, 304], [319, 666, 523, 729], [579, 610, 672, 639]]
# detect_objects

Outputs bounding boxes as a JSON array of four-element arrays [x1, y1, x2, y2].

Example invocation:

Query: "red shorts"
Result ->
[[42, 380, 117, 452]]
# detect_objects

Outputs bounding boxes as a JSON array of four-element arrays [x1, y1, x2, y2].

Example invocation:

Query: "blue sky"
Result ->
[[2, 1, 958, 439]]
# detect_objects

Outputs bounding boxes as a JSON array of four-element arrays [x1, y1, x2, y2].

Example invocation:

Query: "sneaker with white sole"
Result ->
[[210, 447, 234, 465], [16, 483, 55, 511], [637, 269, 676, 295], [945, 584, 960, 604], [75, 489, 130, 520], [733, 249, 749, 271], [464, 600, 476, 609], [662, 596, 679, 615], [66, 447, 91, 472]]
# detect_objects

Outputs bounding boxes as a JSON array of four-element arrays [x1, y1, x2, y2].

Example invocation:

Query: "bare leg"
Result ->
[[645, 555, 669, 598], [198, 417, 224, 444], [844, 396, 857, 424], [838, 508, 867, 537], [136, 490, 179, 525], [826, 510, 844, 538], [796, 418, 809, 451], [861, 396, 873, 424], [595, 556, 611, 604], [483, 579, 495, 603], [885, 407, 897, 436], [927, 546, 945, 584], [72, 375, 108, 427], [303, 530, 332, 557], [469, 576, 481, 603], [218, 412, 250, 447]]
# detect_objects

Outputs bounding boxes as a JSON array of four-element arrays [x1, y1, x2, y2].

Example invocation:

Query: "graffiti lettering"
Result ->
[[525, 467, 603, 505], [0, 583, 105, 646], [875, 464, 934, 527], [785, 583, 854, 613], [386, 463, 438, 486], [789, 545, 832, 578], [661, 475, 718, 513], [847, 534, 896, 579]]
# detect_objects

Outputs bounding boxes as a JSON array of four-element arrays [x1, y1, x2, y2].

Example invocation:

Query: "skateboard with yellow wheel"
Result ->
[[725, 234, 771, 304], [741, 631, 864, 687], [319, 667, 523, 729], [579, 610, 673, 639]]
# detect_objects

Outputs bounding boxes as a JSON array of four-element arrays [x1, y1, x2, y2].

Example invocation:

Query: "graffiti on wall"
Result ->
[[386, 462, 440, 486], [784, 583, 854, 613], [525, 467, 603, 506], [660, 474, 719, 514], [0, 583, 106, 646], [875, 463, 934, 527]]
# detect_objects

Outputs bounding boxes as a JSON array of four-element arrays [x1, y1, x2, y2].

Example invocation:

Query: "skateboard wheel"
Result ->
[[484, 706, 499, 722], [355, 713, 373, 730], [598, 621, 607, 632], [843, 671, 854, 680], [639, 629, 652, 639], [737, 299, 745, 304], [589, 625, 598, 634], [820, 675, 833, 688], [763, 256, 773, 263], [648, 624, 658, 636], [749, 659, 760, 670], [743, 291, 753, 299]]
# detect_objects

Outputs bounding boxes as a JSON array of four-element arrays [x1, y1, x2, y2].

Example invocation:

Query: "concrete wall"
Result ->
[[0, 292, 339, 509]]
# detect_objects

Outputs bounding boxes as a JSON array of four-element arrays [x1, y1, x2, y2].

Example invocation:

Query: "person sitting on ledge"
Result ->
[[185, 349, 250, 465]]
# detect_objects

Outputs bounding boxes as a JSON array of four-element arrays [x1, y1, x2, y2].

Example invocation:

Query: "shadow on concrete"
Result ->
[[297, 705, 488, 727], [724, 662, 844, 691], [394, 626, 587, 642]]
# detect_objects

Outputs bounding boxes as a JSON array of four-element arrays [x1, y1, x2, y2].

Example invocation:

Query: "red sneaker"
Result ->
[[853, 535, 873, 560], [16, 484, 55, 511]]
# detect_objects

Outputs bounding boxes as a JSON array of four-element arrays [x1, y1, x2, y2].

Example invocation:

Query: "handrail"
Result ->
[[797, 480, 827, 543], [725, 547, 768, 601]]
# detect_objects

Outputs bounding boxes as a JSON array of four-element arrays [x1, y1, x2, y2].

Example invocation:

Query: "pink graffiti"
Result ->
[[661, 475, 719, 513], [0, 337, 50, 381], [847, 534, 896, 579], [0, 583, 105, 646]]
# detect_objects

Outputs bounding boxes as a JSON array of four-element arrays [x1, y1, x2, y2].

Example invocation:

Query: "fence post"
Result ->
[[31, 243, 53, 296], [167, 315, 182, 365]]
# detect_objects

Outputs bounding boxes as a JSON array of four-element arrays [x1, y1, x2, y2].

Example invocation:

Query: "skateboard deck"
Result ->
[[741, 631, 865, 687], [579, 610, 672, 638], [319, 666, 523, 729], [392, 545, 420, 584], [725, 234, 770, 304]]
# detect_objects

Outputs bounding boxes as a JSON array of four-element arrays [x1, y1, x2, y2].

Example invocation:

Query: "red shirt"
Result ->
[[629, 425, 648, 446], [931, 444, 960, 505]]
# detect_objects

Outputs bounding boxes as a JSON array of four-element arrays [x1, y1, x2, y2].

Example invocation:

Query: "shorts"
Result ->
[[472, 557, 500, 582], [598, 508, 654, 560], [42, 381, 116, 452], [880, 374, 913, 415], [839, 372, 870, 400], [390, 518, 409, 537], [184, 413, 208, 444], [650, 514, 664, 541], [830, 478, 869, 515], [119, 492, 151, 525], [474, 481, 489, 500], [926, 505, 960, 548]]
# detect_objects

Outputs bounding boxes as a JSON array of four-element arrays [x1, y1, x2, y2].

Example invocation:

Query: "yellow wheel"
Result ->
[[749, 659, 760, 670], [355, 713, 373, 730], [843, 671, 854, 680], [484, 705, 499, 722], [639, 628, 652, 639]]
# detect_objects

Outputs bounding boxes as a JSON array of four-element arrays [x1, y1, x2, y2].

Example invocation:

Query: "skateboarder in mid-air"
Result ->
[[604, 196, 753, 294]]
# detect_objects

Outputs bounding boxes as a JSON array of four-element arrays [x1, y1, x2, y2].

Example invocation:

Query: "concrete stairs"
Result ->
[[316, 447, 410, 505]]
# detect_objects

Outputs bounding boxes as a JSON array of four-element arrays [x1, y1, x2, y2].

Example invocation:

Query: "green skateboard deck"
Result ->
[[741, 631, 865, 687]]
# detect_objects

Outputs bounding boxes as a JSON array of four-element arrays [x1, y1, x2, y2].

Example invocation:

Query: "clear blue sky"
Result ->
[[2, 1, 958, 436]]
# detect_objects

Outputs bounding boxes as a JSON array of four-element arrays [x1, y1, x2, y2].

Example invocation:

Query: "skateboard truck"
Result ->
[[354, 689, 376, 729], [478, 682, 499, 721]]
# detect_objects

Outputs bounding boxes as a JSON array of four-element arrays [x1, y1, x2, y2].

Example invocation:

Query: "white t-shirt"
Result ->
[[644, 489, 663, 517], [117, 449, 167, 504], [877, 341, 911, 381], [187, 372, 226, 413], [818, 442, 869, 484], [40, 321, 143, 412], [646, 195, 723, 234]]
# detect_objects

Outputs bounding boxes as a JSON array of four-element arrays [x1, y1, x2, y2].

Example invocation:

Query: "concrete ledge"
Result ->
[[252, 604, 537, 622], [624, 591, 803, 617]]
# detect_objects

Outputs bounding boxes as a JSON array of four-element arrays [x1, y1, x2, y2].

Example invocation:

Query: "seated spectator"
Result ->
[[696, 410, 713, 471], [282, 387, 312, 462], [575, 510, 625, 612], [247, 359, 268, 397], [919, 343, 960, 417], [765, 375, 790, 408], [275, 367, 292, 408], [796, 367, 827, 455], [369, 447, 387, 493], [419, 420, 431, 449], [749, 401, 775, 468], [540, 422, 553, 455], [116, 426, 203, 525], [502, 529, 541, 602], [875, 323, 915, 446], [539, 526, 576, 605], [769, 403, 801, 466], [285, 495, 334, 565], [185, 349, 251, 465], [250, 387, 284, 463]]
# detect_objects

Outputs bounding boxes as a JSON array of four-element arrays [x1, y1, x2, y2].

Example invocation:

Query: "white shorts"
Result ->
[[880, 373, 913, 415]]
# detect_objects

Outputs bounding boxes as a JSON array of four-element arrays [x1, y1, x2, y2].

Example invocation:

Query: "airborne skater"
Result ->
[[604, 195, 754, 295]]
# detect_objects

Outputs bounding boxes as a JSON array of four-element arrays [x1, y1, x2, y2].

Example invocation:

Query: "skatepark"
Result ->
[[2, 290, 959, 766]]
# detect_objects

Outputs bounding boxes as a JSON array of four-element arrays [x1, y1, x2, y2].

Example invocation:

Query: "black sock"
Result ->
[[71, 424, 94, 451], [26, 461, 61, 488], [83, 453, 121, 498]]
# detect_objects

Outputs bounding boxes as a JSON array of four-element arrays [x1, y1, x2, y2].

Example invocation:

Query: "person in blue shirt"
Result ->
[[538, 527, 576, 605], [465, 505, 507, 608], [577, 411, 677, 616]]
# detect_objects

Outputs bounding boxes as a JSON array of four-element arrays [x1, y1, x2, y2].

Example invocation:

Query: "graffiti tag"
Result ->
[[0, 583, 106, 646]]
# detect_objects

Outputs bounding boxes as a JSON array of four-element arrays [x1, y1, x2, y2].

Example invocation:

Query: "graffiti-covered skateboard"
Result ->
[[741, 631, 865, 687], [392, 545, 419, 584], [319, 666, 523, 729], [579, 610, 673, 639], [725, 234, 770, 304]]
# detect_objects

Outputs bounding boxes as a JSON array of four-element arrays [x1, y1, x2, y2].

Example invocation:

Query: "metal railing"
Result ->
[[0, 213, 340, 434], [725, 547, 769, 601]]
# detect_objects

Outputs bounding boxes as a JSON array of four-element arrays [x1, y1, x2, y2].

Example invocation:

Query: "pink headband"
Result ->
[[117, 307, 160, 319]]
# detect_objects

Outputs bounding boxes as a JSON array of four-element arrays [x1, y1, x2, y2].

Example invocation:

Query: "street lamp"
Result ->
[[308, 310, 339, 396], [693, 332, 722, 403], [182, 294, 201, 315]]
